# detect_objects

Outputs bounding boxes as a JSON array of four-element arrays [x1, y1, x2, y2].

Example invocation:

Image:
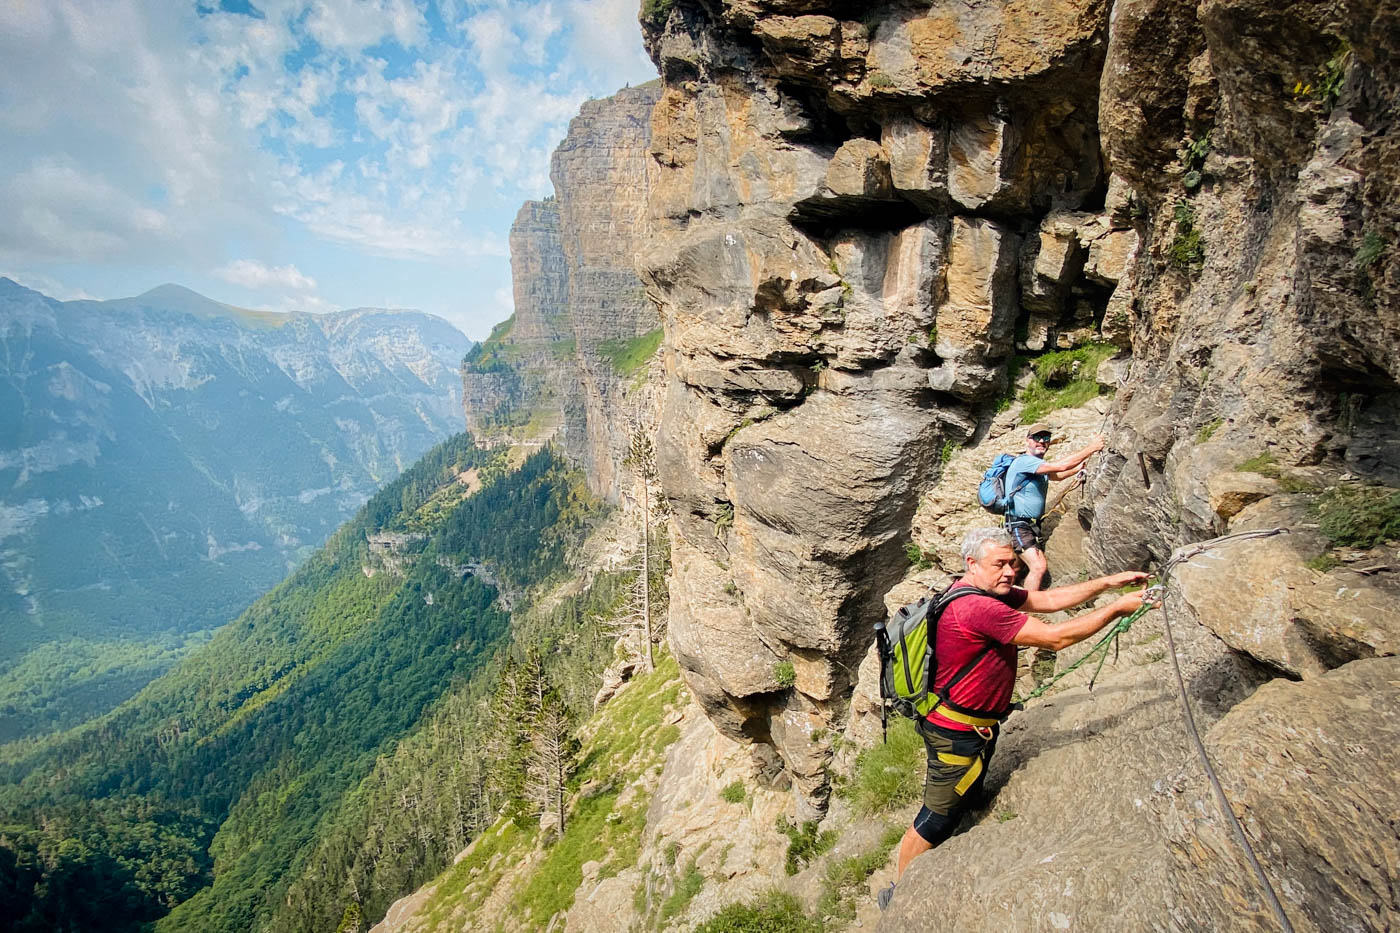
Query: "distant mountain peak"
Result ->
[[0, 276, 46, 299], [91, 283, 287, 329], [126, 283, 253, 317], [135, 282, 217, 303]]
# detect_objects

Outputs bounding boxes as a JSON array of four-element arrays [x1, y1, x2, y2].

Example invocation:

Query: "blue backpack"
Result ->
[[977, 454, 1032, 515]]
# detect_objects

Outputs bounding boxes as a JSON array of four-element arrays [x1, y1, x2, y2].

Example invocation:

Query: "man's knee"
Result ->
[[912, 805, 960, 847]]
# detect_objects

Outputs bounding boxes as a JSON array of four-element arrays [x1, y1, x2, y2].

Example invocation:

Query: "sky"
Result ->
[[0, 0, 658, 339]]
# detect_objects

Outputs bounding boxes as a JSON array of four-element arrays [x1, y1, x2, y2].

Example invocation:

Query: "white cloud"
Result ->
[[1, 159, 171, 261], [304, 0, 427, 52], [1, 0, 657, 333], [0, 0, 271, 265], [215, 260, 318, 292], [559, 0, 656, 80], [286, 196, 510, 260], [351, 57, 468, 169]]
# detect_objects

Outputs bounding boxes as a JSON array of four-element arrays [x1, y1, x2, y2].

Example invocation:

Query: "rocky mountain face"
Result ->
[[377, 3, 1400, 928], [0, 278, 470, 738], [461, 82, 667, 502], [625, 0, 1396, 928]]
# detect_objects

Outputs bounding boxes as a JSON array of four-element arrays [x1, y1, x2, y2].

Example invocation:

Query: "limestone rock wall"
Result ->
[[639, 0, 1141, 815], [633, 0, 1398, 926], [554, 84, 669, 500], [462, 83, 666, 501], [461, 199, 579, 451], [638, 0, 1397, 824]]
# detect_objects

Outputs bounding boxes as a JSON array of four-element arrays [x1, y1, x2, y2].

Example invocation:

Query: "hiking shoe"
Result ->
[[877, 881, 895, 912]]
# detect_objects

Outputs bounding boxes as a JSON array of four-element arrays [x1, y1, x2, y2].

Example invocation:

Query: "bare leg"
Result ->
[[1020, 546, 1058, 680], [895, 825, 932, 880], [1020, 546, 1047, 591]]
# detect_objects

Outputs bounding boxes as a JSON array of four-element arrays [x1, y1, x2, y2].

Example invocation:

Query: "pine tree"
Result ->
[[523, 687, 578, 835], [622, 428, 661, 672]]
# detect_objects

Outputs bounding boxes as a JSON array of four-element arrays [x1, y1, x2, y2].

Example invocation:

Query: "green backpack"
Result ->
[[874, 586, 1005, 725]]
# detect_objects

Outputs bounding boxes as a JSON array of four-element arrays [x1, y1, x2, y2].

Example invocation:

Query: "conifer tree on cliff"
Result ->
[[622, 428, 660, 672], [524, 686, 578, 835]]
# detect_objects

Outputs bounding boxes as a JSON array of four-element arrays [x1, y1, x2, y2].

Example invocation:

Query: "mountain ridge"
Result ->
[[0, 277, 473, 742]]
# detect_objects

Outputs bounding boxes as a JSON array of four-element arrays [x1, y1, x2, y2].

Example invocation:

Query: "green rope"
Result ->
[[1015, 603, 1153, 704]]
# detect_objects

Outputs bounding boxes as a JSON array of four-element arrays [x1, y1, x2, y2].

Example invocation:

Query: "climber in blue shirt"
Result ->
[[1003, 424, 1104, 590]]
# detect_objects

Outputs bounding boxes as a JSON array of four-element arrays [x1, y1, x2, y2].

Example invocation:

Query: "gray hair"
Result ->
[[961, 527, 1014, 562]]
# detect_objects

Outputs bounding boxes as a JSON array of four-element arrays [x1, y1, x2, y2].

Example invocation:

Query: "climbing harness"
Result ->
[[1014, 527, 1295, 932]]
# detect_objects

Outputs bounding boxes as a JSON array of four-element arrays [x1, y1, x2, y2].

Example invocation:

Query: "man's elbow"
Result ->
[[1014, 626, 1076, 652], [1019, 632, 1072, 652]]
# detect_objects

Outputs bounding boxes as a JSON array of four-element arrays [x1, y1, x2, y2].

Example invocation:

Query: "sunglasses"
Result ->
[[1030, 434, 1052, 443]]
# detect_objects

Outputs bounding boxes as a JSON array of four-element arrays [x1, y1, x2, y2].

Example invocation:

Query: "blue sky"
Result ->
[[0, 0, 658, 338]]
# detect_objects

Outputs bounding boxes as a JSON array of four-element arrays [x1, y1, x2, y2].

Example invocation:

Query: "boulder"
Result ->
[[824, 138, 894, 200], [859, 0, 1108, 98], [667, 533, 785, 711], [1020, 212, 1088, 313], [1083, 227, 1140, 286], [1205, 470, 1280, 521], [948, 112, 1029, 213], [791, 138, 909, 223], [882, 618, 1400, 931], [1174, 496, 1400, 678]]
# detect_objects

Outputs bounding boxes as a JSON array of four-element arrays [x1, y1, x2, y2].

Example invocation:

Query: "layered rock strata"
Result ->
[[633, 0, 1399, 923], [639, 0, 1397, 823], [639, 0, 1143, 814], [461, 83, 666, 501]]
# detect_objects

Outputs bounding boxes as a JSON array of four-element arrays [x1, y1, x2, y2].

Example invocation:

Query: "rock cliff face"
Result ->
[[461, 83, 666, 501], [366, 6, 1397, 928], [639, 0, 1141, 815], [636, 0, 1399, 902]]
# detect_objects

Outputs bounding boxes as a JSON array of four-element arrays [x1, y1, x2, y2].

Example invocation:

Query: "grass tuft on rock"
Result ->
[[841, 717, 922, 816], [1237, 452, 1282, 478], [1313, 485, 1400, 548], [659, 866, 706, 925], [693, 891, 823, 933], [776, 816, 837, 875], [815, 844, 893, 924], [1169, 200, 1205, 273], [1016, 343, 1118, 424], [1195, 418, 1224, 443], [598, 328, 663, 378]]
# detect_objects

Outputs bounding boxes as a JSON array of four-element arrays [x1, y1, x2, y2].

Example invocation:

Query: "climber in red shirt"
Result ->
[[878, 527, 1150, 911]]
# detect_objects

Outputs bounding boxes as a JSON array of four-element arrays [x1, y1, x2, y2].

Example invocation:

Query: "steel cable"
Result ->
[[1013, 526, 1295, 931], [1157, 528, 1295, 933]]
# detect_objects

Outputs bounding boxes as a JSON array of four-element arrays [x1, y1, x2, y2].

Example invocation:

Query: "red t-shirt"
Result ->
[[927, 579, 1029, 730]]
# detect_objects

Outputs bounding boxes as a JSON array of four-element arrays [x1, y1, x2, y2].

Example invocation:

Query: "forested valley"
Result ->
[[0, 432, 664, 933]]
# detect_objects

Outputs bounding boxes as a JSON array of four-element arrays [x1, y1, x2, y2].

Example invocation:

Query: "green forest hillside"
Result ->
[[0, 433, 621, 933]]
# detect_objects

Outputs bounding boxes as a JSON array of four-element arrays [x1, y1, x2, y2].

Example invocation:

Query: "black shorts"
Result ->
[[1005, 519, 1043, 553]]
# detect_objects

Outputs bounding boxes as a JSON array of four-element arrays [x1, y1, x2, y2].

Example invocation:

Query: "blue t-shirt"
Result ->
[[1005, 454, 1049, 520]]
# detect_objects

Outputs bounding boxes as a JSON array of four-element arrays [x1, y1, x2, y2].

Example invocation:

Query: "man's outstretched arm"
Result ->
[[1036, 435, 1105, 475], [1020, 571, 1148, 614], [1011, 591, 1145, 652]]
